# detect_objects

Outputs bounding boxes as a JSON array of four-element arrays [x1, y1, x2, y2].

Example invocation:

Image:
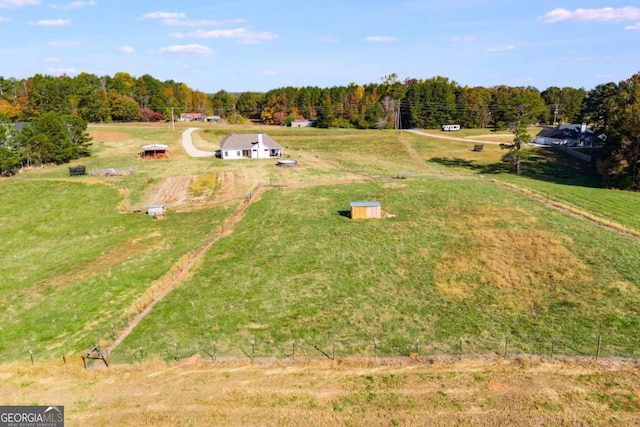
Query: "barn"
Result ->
[[141, 144, 169, 158], [350, 201, 381, 219]]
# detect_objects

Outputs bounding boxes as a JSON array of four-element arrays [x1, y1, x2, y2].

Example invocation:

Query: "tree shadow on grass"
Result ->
[[430, 147, 603, 188], [429, 157, 509, 175]]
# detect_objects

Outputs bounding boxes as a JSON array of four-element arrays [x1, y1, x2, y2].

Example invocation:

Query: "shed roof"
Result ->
[[350, 201, 381, 207], [142, 144, 169, 151], [219, 133, 282, 150]]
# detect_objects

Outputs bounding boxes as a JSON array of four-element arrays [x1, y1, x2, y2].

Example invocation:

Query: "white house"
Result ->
[[219, 133, 283, 160]]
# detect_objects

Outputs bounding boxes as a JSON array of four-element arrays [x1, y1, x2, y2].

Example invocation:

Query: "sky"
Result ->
[[0, 0, 639, 94]]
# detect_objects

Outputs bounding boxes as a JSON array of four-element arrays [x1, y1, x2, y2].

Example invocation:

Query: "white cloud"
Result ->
[[539, 7, 640, 23], [118, 46, 134, 53], [626, 22, 640, 30], [186, 28, 277, 44], [452, 36, 476, 43], [48, 40, 80, 47], [159, 44, 213, 56], [0, 0, 39, 8], [143, 11, 186, 20], [51, 1, 96, 9], [365, 36, 397, 43], [162, 18, 245, 27], [485, 45, 515, 53], [32, 19, 71, 26]]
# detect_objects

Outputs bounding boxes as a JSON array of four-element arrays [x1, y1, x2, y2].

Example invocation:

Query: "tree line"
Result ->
[[0, 71, 639, 189]]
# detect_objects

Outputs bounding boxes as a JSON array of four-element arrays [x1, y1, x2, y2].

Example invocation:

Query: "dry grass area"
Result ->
[[434, 205, 591, 310], [2, 357, 639, 426]]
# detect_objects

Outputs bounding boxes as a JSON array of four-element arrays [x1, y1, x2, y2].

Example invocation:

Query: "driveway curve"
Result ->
[[405, 129, 504, 145], [182, 127, 217, 157]]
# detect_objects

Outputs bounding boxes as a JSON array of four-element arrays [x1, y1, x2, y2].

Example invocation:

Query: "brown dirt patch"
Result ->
[[143, 175, 194, 209]]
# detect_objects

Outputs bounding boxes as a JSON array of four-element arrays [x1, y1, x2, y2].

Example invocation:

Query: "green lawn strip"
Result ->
[[405, 132, 640, 232], [114, 179, 640, 362], [498, 175, 640, 232], [0, 179, 234, 361]]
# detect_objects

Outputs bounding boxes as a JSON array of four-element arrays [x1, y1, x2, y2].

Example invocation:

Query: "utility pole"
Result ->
[[171, 107, 175, 130], [396, 101, 401, 131], [553, 103, 559, 126]]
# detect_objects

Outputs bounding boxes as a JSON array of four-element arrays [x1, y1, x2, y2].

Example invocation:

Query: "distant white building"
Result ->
[[441, 124, 461, 131], [180, 113, 205, 122], [291, 119, 315, 128], [219, 133, 283, 160]]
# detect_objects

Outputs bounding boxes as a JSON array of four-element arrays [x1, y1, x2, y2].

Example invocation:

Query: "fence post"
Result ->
[[29, 350, 34, 365], [459, 338, 463, 357], [504, 335, 508, 358], [596, 335, 602, 361], [332, 337, 335, 360]]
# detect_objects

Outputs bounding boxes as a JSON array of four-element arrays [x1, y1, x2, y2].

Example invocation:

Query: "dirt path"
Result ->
[[106, 130, 638, 356], [405, 129, 505, 145], [105, 186, 268, 355]]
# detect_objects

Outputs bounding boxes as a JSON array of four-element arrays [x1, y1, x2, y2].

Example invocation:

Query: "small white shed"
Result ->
[[146, 204, 166, 217]]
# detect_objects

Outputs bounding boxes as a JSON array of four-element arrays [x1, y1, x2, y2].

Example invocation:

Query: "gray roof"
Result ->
[[219, 133, 282, 150], [350, 201, 381, 207], [536, 124, 592, 140]]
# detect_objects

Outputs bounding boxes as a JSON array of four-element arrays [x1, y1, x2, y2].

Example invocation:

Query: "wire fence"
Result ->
[[11, 329, 640, 368], [7, 179, 640, 368]]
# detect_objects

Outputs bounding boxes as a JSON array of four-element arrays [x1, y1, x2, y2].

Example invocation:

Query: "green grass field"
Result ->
[[2, 124, 640, 364]]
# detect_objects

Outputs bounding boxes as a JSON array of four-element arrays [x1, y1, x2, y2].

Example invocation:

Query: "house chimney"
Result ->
[[258, 133, 263, 145]]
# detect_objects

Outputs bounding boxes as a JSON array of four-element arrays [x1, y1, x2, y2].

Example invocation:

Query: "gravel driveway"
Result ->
[[182, 127, 217, 157]]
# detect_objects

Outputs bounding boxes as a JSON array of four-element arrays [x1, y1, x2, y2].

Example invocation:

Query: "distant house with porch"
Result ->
[[534, 124, 605, 148], [180, 112, 206, 122], [219, 133, 283, 160]]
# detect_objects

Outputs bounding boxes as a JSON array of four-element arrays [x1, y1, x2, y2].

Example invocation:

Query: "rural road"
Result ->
[[182, 127, 217, 157], [405, 129, 504, 145]]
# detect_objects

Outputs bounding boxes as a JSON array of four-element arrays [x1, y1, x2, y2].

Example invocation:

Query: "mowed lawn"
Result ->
[[116, 178, 640, 362], [2, 124, 640, 364]]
